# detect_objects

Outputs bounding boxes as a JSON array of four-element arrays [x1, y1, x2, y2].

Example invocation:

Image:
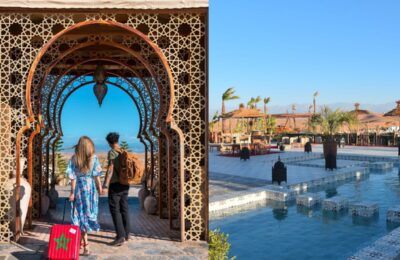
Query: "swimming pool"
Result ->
[[210, 167, 400, 260]]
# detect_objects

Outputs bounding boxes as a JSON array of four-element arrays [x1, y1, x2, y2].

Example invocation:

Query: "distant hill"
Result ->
[[210, 102, 395, 119]]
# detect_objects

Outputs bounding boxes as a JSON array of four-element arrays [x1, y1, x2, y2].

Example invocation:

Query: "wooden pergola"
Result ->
[[0, 0, 208, 243]]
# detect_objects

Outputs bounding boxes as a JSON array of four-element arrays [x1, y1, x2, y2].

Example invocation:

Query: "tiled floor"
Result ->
[[291, 159, 363, 168], [209, 144, 398, 200], [210, 150, 332, 184], [1, 195, 207, 259]]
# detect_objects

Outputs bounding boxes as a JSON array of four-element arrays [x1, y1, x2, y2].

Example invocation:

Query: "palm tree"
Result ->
[[313, 91, 319, 114], [309, 106, 357, 169], [265, 115, 276, 143], [254, 96, 261, 109], [292, 104, 297, 130], [309, 106, 358, 139], [209, 111, 219, 131], [54, 138, 67, 185], [120, 140, 132, 152], [209, 111, 219, 143], [247, 97, 255, 109], [263, 97, 271, 114], [221, 88, 240, 133], [221, 87, 240, 115]]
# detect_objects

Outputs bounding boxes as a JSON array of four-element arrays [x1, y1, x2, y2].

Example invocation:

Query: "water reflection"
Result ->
[[352, 214, 379, 226], [325, 188, 338, 198], [322, 209, 347, 222], [269, 200, 292, 221], [273, 208, 288, 221], [296, 205, 320, 218], [386, 221, 400, 232]]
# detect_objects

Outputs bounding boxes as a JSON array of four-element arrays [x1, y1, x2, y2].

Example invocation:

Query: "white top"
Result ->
[[0, 0, 208, 9]]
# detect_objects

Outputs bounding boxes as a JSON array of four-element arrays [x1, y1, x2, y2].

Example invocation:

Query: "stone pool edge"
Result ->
[[209, 166, 369, 218], [209, 153, 399, 219], [349, 226, 400, 260]]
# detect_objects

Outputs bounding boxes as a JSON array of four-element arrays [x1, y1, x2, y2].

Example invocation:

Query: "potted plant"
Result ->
[[7, 157, 31, 234], [309, 106, 357, 170]]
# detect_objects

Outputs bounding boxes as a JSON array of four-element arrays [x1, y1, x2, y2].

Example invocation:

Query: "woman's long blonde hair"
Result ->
[[73, 136, 95, 174]]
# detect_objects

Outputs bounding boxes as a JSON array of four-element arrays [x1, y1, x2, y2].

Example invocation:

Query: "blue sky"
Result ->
[[62, 0, 400, 149], [61, 85, 142, 151], [210, 0, 400, 113]]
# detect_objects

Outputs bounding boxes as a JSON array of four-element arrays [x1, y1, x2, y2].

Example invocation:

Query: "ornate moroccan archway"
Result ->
[[0, 7, 208, 243]]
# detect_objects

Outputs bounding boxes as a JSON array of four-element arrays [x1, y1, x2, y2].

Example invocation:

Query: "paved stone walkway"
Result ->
[[0, 194, 207, 259], [210, 150, 330, 184], [209, 172, 270, 197], [210, 145, 398, 182]]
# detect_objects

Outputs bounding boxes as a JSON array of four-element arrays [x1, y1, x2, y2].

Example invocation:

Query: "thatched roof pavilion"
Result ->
[[221, 107, 266, 119], [384, 100, 400, 117]]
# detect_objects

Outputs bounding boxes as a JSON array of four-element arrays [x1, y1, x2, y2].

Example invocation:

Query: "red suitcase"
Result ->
[[48, 199, 81, 260]]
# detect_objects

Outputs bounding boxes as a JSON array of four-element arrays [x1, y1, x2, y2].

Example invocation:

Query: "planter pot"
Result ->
[[138, 188, 150, 210], [48, 186, 59, 209], [304, 142, 312, 153], [41, 194, 50, 216], [144, 195, 157, 215], [323, 140, 337, 170], [7, 157, 31, 234]]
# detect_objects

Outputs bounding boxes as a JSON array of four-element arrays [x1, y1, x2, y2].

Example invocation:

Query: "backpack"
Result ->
[[116, 149, 144, 185]]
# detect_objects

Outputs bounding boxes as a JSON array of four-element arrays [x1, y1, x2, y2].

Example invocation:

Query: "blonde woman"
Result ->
[[67, 136, 103, 255]]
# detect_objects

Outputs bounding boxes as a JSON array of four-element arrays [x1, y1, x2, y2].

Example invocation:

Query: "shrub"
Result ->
[[209, 229, 235, 260]]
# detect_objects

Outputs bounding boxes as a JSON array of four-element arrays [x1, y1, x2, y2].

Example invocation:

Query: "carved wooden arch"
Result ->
[[41, 56, 176, 210], [24, 39, 172, 211], [42, 56, 158, 133], [55, 81, 144, 138], [54, 79, 146, 142], [15, 20, 190, 242], [45, 58, 158, 139], [53, 76, 156, 179], [27, 117, 42, 228], [26, 20, 175, 125], [52, 78, 151, 153], [47, 67, 158, 177], [42, 79, 147, 193], [38, 43, 160, 128], [39, 72, 151, 198]]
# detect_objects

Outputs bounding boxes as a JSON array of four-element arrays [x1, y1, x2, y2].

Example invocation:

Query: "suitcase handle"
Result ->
[[62, 198, 75, 224]]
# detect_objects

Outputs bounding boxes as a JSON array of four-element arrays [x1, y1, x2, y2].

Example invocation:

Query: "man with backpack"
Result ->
[[102, 132, 130, 246]]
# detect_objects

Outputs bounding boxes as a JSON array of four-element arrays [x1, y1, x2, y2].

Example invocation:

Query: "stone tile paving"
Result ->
[[290, 159, 364, 169], [299, 144, 399, 158], [0, 222, 207, 259], [209, 150, 334, 184], [0, 195, 207, 259], [209, 172, 270, 197], [349, 226, 400, 260]]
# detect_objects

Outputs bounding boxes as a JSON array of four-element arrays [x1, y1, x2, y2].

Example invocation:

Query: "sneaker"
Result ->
[[125, 235, 130, 241], [110, 237, 125, 246]]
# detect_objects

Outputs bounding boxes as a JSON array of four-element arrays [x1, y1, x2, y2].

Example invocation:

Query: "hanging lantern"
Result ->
[[93, 82, 108, 107], [94, 64, 106, 83], [93, 64, 107, 106]]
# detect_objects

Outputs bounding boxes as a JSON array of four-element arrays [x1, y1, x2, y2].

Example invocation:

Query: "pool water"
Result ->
[[210, 167, 400, 260]]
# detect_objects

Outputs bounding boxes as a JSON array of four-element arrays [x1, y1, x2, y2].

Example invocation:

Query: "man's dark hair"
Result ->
[[106, 132, 120, 145]]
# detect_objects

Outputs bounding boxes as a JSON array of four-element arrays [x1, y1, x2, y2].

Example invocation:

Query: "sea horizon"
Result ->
[[62, 142, 145, 153]]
